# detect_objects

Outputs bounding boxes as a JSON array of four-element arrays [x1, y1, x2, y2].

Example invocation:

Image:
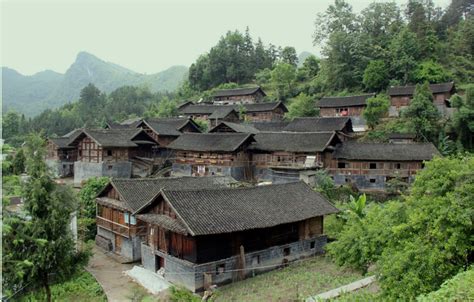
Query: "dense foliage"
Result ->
[[78, 177, 109, 241], [327, 155, 474, 299], [2, 134, 90, 301], [417, 267, 474, 301]]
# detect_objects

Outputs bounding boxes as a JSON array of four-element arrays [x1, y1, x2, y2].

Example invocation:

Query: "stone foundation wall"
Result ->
[[97, 227, 141, 261], [171, 163, 248, 181], [74, 161, 132, 186], [95, 234, 112, 251], [333, 174, 414, 191], [46, 160, 74, 178]]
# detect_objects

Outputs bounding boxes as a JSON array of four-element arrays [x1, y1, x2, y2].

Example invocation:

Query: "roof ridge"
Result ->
[[163, 181, 304, 193]]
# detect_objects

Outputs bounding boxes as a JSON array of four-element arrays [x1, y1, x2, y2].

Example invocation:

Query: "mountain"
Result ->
[[297, 51, 315, 67], [2, 52, 188, 116]]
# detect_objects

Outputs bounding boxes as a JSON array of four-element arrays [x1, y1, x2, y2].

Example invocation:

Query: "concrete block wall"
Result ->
[[171, 163, 248, 181], [254, 167, 300, 184], [74, 161, 131, 186], [46, 160, 74, 178], [97, 227, 140, 261], [141, 236, 327, 292]]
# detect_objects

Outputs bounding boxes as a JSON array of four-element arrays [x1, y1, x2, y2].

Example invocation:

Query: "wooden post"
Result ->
[[239, 245, 246, 281]]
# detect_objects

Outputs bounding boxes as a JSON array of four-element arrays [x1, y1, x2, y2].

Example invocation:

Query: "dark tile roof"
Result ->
[[121, 117, 143, 127], [244, 101, 288, 113], [209, 107, 238, 119], [50, 137, 75, 149], [333, 142, 441, 161], [167, 133, 254, 152], [387, 82, 455, 96], [99, 176, 236, 212], [143, 118, 196, 136], [160, 182, 339, 236], [71, 129, 153, 148], [284, 117, 353, 132], [250, 121, 290, 132], [212, 86, 265, 98], [209, 121, 260, 134], [250, 132, 338, 152], [178, 102, 287, 115], [136, 214, 188, 234], [319, 94, 375, 108], [105, 121, 131, 129]]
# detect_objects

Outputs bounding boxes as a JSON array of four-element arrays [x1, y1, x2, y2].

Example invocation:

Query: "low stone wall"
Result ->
[[254, 167, 300, 184], [46, 160, 74, 178], [95, 234, 112, 251], [141, 236, 327, 292], [97, 227, 141, 261], [333, 174, 414, 191], [171, 163, 248, 181]]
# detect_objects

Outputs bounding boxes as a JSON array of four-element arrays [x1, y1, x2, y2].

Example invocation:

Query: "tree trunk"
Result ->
[[43, 272, 51, 302]]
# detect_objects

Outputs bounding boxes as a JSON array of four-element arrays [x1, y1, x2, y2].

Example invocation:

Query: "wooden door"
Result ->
[[115, 234, 122, 253]]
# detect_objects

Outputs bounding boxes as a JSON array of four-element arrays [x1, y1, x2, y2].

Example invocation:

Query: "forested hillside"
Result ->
[[2, 52, 188, 116]]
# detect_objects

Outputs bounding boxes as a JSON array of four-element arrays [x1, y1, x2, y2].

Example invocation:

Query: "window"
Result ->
[[107, 150, 112, 156], [338, 162, 347, 169], [108, 165, 113, 170], [310, 241, 316, 249], [283, 247, 291, 256], [216, 167, 222, 173], [130, 215, 136, 225], [369, 178, 376, 183], [421, 163, 425, 168], [124, 213, 130, 224], [216, 264, 225, 275], [396, 163, 401, 169], [345, 177, 351, 183], [369, 163, 377, 169]]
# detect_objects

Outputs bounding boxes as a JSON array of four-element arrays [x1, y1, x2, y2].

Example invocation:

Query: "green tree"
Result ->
[[280, 46, 298, 66], [413, 60, 452, 83], [11, 148, 26, 175], [17, 134, 89, 301], [2, 111, 21, 141], [452, 86, 474, 150], [286, 93, 318, 119], [78, 177, 109, 241], [363, 95, 390, 129], [389, 27, 420, 84], [363, 60, 389, 91], [271, 63, 296, 100], [401, 82, 440, 141]]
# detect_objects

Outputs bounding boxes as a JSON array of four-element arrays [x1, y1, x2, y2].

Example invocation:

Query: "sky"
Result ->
[[1, 0, 451, 76]]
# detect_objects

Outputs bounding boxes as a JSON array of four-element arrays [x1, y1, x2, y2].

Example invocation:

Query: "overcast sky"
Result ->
[[1, 0, 451, 75]]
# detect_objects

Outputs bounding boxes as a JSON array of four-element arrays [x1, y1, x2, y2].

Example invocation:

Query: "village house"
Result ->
[[136, 181, 338, 292], [208, 107, 240, 128], [45, 129, 82, 178], [139, 118, 201, 148], [69, 129, 158, 186], [327, 141, 440, 191], [167, 133, 255, 181], [250, 132, 341, 184], [387, 82, 456, 117], [177, 102, 288, 123], [212, 86, 266, 105], [95, 176, 236, 261], [318, 94, 375, 117], [250, 121, 290, 132], [388, 133, 416, 144]]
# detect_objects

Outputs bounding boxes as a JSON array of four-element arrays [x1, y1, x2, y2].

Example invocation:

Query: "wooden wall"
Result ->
[[244, 108, 285, 122], [319, 106, 365, 117], [175, 150, 249, 168], [214, 92, 264, 104], [252, 152, 323, 168], [327, 159, 422, 176]]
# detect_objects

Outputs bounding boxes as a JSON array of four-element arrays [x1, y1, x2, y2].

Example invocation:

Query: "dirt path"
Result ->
[[306, 276, 376, 301], [86, 247, 138, 302]]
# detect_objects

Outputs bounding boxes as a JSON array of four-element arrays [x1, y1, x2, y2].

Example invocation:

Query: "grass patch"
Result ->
[[211, 256, 364, 302], [18, 269, 106, 302]]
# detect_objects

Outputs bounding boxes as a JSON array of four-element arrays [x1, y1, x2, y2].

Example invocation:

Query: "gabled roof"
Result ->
[[167, 133, 254, 152], [250, 132, 339, 152], [209, 121, 260, 134], [387, 82, 455, 96], [50, 137, 75, 149], [319, 94, 375, 108], [212, 86, 265, 98], [250, 121, 290, 132], [209, 107, 238, 119], [153, 182, 338, 236], [244, 101, 288, 113], [69, 129, 155, 148], [97, 176, 236, 212], [178, 102, 288, 115], [333, 142, 441, 161], [143, 118, 200, 136], [284, 117, 353, 132]]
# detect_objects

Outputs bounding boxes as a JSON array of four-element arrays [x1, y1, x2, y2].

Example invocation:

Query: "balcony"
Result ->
[[96, 216, 146, 238], [327, 168, 415, 177]]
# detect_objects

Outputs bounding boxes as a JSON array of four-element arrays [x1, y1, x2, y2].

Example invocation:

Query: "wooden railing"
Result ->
[[327, 168, 415, 177], [96, 216, 146, 238]]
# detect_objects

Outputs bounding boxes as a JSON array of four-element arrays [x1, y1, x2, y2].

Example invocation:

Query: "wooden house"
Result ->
[[249, 121, 290, 132], [388, 133, 416, 144], [139, 118, 201, 147], [45, 129, 82, 177], [212, 86, 266, 105], [327, 142, 440, 191], [318, 94, 375, 117], [209, 121, 260, 134], [69, 129, 158, 186], [95, 176, 236, 261], [136, 181, 338, 292], [208, 107, 240, 128], [167, 133, 255, 181], [387, 82, 456, 117], [249, 132, 341, 184]]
